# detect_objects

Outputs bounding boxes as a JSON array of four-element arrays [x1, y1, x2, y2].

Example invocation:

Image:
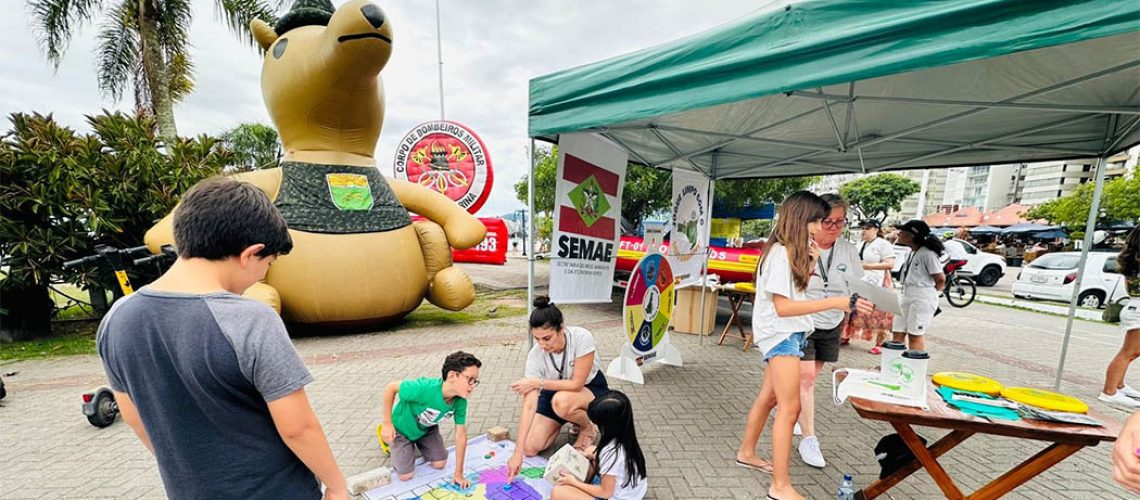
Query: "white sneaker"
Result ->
[[798, 436, 826, 468], [1099, 391, 1140, 409], [1120, 385, 1140, 399], [793, 422, 802, 436]]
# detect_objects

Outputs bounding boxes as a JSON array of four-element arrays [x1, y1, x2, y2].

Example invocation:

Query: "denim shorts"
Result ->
[[764, 332, 808, 361]]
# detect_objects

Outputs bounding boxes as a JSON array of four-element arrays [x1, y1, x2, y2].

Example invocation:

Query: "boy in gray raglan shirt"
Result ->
[[97, 177, 348, 500]]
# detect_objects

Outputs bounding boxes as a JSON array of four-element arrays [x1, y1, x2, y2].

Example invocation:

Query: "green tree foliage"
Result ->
[[222, 122, 281, 172], [27, 0, 279, 140], [1026, 172, 1140, 230], [714, 177, 820, 213], [0, 111, 230, 338], [840, 173, 922, 222]]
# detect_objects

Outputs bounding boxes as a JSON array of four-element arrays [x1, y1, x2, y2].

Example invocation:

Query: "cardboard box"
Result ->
[[673, 286, 719, 335]]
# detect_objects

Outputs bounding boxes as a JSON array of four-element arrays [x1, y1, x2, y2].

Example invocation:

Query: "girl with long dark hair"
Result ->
[[891, 220, 946, 352], [735, 191, 873, 500], [552, 391, 647, 499]]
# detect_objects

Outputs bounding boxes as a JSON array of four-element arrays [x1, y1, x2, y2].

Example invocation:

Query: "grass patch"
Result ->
[[399, 289, 528, 330], [1, 289, 530, 361], [0, 320, 99, 361]]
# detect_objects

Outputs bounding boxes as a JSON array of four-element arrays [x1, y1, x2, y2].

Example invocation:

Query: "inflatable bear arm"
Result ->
[[389, 178, 486, 249]]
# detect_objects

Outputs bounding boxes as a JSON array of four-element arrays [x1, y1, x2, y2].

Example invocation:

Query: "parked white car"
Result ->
[[1012, 251, 1128, 308], [890, 239, 1007, 286]]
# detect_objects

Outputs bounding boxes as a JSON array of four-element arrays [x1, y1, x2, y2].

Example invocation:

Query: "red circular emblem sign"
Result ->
[[392, 120, 493, 214]]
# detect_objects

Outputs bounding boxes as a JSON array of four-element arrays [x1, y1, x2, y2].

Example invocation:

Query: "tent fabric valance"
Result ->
[[528, 0, 1140, 180]]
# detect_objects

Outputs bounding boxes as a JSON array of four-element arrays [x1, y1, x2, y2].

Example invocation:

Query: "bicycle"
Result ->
[[942, 259, 977, 308], [63, 244, 176, 427]]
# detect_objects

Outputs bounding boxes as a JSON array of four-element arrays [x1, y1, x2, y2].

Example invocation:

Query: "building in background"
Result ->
[[942, 167, 968, 207], [1018, 159, 1098, 206]]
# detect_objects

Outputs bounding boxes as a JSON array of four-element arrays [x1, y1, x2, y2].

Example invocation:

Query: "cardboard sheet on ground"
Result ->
[[364, 436, 552, 500], [846, 278, 903, 316]]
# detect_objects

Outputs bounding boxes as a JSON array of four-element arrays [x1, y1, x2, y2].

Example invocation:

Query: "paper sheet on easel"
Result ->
[[846, 278, 903, 316]]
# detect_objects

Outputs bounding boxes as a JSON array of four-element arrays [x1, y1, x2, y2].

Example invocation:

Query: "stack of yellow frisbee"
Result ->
[[932, 372, 1003, 397], [1001, 387, 1088, 414]]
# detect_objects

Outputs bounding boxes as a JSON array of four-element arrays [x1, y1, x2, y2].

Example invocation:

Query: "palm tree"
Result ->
[[222, 122, 281, 172], [28, 0, 282, 141]]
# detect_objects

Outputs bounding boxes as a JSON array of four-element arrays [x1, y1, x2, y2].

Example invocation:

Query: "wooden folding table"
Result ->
[[715, 286, 754, 351], [842, 377, 1120, 499]]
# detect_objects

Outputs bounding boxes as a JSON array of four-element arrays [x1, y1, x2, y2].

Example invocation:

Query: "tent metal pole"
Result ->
[[759, 61, 1140, 172], [817, 88, 847, 152], [1054, 154, 1109, 389], [1054, 115, 1117, 390], [787, 90, 1140, 115], [528, 138, 537, 347], [613, 106, 826, 165], [890, 137, 1099, 156], [888, 114, 1100, 169]]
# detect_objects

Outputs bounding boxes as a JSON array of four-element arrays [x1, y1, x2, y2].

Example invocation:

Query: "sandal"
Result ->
[[734, 457, 773, 475]]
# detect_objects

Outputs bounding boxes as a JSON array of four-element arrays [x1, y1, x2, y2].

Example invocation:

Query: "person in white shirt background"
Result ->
[[852, 219, 897, 354], [794, 193, 863, 469], [892, 221, 946, 352], [942, 230, 968, 261], [735, 191, 873, 500]]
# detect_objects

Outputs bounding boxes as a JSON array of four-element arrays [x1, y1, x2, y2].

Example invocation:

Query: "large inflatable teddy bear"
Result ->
[[146, 0, 486, 329]]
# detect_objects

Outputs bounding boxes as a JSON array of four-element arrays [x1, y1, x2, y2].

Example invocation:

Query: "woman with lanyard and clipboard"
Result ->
[[507, 296, 610, 480], [796, 193, 864, 469]]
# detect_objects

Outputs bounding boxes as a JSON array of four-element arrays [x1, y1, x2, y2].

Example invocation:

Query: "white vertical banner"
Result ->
[[550, 133, 628, 303], [670, 168, 712, 287]]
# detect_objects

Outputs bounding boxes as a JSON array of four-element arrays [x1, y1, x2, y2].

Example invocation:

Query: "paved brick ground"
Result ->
[[2, 270, 1136, 498]]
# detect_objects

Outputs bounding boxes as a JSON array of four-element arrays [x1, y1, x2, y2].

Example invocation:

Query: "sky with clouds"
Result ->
[[2, 0, 765, 217]]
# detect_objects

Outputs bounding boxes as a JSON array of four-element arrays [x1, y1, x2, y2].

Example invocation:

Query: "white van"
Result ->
[[1012, 251, 1128, 308]]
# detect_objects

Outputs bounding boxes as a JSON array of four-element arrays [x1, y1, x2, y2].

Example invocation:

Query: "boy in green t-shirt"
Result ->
[[380, 351, 481, 486]]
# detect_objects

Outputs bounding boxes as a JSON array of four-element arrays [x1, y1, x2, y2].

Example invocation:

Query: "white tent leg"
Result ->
[[1053, 154, 1109, 390], [528, 139, 537, 347]]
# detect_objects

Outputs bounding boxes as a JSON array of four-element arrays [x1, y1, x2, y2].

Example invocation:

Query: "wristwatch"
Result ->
[[849, 293, 861, 317]]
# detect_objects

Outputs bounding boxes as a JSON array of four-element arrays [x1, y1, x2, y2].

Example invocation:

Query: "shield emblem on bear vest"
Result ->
[[326, 173, 374, 211]]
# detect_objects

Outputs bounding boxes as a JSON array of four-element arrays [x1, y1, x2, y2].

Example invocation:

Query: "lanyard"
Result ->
[[902, 249, 917, 284], [548, 329, 572, 379], [816, 247, 836, 285]]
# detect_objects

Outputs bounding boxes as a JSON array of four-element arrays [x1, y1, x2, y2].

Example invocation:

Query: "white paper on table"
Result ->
[[833, 369, 927, 410], [846, 277, 903, 316]]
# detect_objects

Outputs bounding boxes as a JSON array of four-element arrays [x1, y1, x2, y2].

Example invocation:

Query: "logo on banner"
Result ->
[[326, 173, 374, 211], [671, 184, 705, 257], [568, 176, 610, 227], [392, 120, 493, 214]]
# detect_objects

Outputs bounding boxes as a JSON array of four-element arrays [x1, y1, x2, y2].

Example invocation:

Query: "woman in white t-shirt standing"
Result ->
[[892, 220, 946, 352], [735, 191, 873, 500], [851, 219, 897, 354], [507, 296, 609, 481]]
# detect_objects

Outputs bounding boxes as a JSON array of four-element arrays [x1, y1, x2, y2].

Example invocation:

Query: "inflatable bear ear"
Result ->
[[251, 18, 278, 51], [274, 0, 335, 35]]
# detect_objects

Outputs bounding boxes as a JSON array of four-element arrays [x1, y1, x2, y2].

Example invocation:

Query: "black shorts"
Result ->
[[802, 324, 841, 362], [536, 371, 610, 425]]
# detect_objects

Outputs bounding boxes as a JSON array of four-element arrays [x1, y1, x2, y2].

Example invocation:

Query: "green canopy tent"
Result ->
[[524, 0, 1140, 387]]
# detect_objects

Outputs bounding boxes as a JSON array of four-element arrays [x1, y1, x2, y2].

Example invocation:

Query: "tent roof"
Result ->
[[528, 0, 1140, 179]]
